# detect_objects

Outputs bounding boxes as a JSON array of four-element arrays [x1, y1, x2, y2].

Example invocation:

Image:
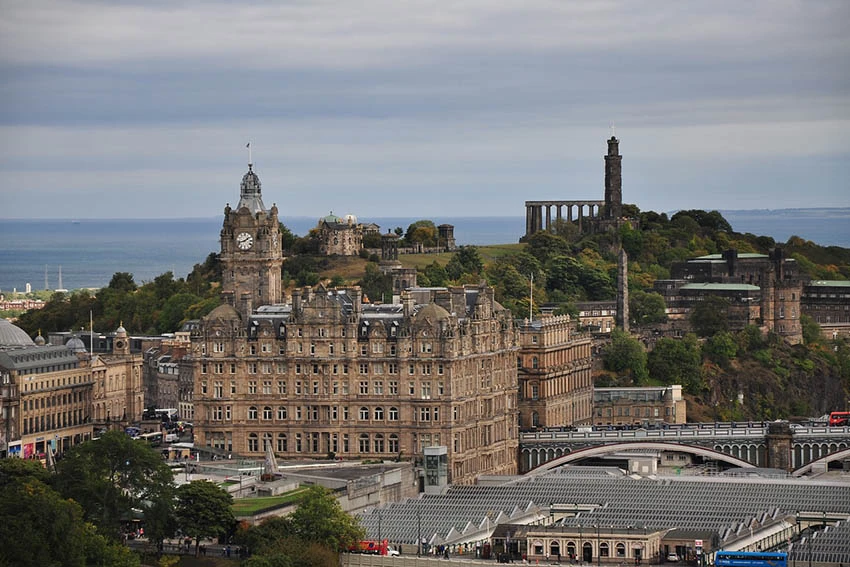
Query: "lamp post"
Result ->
[[595, 524, 601, 567], [793, 512, 799, 567], [808, 527, 812, 567], [579, 524, 583, 565], [377, 508, 382, 543], [417, 505, 422, 557]]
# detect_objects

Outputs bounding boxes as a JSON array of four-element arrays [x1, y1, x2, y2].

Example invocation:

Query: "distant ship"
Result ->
[[71, 220, 81, 225]]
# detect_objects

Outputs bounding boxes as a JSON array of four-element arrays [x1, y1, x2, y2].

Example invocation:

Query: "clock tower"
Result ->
[[220, 161, 283, 317]]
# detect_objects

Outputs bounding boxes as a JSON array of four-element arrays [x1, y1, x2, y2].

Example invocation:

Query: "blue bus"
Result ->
[[715, 551, 787, 567]]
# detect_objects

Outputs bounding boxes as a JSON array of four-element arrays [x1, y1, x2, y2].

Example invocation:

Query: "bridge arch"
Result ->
[[528, 441, 755, 474], [792, 446, 850, 477]]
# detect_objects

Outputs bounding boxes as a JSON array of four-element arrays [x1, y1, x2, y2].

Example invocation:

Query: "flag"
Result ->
[[246, 142, 250, 148]]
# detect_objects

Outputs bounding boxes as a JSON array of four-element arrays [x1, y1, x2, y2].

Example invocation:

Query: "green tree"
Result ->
[[358, 263, 393, 303], [278, 222, 298, 253], [703, 331, 738, 367], [422, 261, 449, 287], [54, 430, 175, 539], [647, 334, 703, 393], [629, 290, 667, 327], [445, 246, 484, 280], [175, 480, 234, 556], [800, 314, 822, 345], [157, 292, 202, 333], [286, 485, 364, 551], [690, 295, 730, 337], [0, 459, 139, 567], [404, 220, 437, 246], [108, 272, 138, 293], [526, 231, 571, 264], [602, 329, 649, 384]]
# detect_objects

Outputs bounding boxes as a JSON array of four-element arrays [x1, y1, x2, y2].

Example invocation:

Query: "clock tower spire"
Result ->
[[220, 152, 283, 317]]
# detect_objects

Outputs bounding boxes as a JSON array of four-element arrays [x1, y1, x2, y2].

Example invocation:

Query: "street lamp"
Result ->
[[595, 524, 601, 567], [793, 512, 799, 567], [579, 524, 583, 565], [417, 506, 422, 557]]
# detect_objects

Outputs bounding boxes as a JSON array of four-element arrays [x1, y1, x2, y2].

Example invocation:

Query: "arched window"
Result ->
[[567, 542, 577, 559], [247, 433, 258, 452], [277, 406, 287, 420], [263, 406, 272, 420], [616, 543, 626, 558], [374, 407, 384, 420], [359, 434, 370, 453], [583, 542, 593, 562], [359, 407, 370, 420], [248, 406, 258, 420], [388, 407, 399, 421], [600, 542, 610, 557], [277, 433, 288, 452], [374, 434, 385, 453], [550, 542, 561, 557], [532, 411, 540, 427], [389, 434, 399, 454]]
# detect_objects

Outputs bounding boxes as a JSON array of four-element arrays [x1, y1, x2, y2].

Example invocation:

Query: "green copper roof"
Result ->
[[693, 253, 769, 260], [681, 283, 761, 291], [808, 280, 850, 287]]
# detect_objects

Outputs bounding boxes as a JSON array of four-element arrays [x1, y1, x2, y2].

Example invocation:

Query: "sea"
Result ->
[[1, 209, 848, 293]]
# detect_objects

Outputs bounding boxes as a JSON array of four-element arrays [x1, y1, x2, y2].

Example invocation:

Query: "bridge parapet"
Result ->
[[521, 426, 768, 444], [519, 423, 850, 473]]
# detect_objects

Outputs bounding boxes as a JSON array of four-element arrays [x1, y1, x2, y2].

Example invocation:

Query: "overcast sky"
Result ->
[[1, 0, 848, 219]]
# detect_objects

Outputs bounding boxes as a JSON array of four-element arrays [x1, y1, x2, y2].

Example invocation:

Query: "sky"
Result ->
[[1, 0, 848, 219]]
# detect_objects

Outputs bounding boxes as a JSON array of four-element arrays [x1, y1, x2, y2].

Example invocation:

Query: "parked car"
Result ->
[[667, 554, 679, 562]]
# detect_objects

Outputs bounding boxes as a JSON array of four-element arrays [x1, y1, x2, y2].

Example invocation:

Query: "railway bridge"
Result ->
[[519, 422, 850, 476]]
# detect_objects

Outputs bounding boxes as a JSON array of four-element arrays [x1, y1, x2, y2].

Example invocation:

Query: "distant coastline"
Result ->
[[1, 208, 848, 293]]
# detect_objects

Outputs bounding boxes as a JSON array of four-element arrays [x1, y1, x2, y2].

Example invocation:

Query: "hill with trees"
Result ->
[[13, 210, 850, 422]]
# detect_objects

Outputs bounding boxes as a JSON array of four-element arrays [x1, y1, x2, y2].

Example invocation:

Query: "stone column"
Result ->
[[765, 422, 794, 471]]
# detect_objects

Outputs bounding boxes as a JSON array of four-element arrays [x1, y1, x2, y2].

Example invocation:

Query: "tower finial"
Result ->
[[247, 142, 252, 168], [610, 122, 616, 138]]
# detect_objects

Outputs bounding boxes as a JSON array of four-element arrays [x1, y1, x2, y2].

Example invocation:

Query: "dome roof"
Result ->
[[343, 213, 358, 224], [66, 336, 87, 353], [204, 303, 242, 322], [236, 165, 267, 214], [321, 212, 343, 224], [0, 319, 36, 350], [34, 334, 46, 346], [416, 302, 451, 322], [115, 324, 127, 336]]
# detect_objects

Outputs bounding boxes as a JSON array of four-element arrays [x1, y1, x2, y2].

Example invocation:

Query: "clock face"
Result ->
[[237, 232, 253, 250]]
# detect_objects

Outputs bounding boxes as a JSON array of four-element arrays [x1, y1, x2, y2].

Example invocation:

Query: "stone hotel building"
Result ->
[[191, 163, 521, 484]]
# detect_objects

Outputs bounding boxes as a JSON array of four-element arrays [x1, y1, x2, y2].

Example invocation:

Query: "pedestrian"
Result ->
[[444, 547, 450, 559]]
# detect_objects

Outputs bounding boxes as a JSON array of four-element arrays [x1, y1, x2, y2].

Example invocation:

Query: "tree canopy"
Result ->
[[236, 485, 364, 567], [602, 329, 649, 384], [175, 480, 235, 556], [53, 430, 175, 539], [0, 458, 139, 567]]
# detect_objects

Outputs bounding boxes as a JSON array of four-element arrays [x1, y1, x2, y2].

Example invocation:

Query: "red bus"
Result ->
[[348, 539, 398, 556], [829, 411, 850, 426]]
